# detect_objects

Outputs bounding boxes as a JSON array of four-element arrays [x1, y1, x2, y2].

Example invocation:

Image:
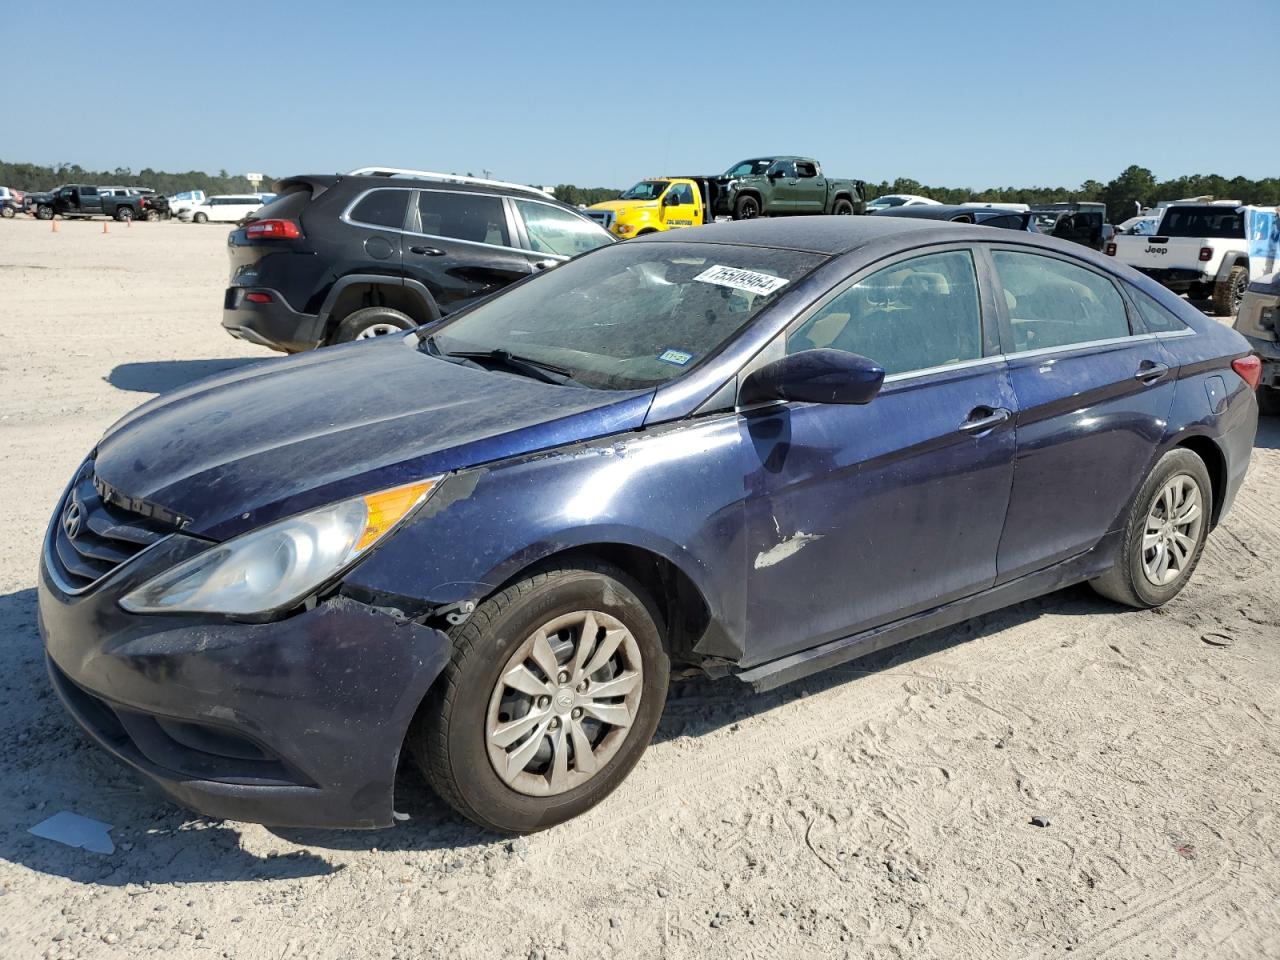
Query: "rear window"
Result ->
[[1130, 287, 1189, 333], [1157, 206, 1243, 238], [348, 189, 408, 229], [417, 190, 509, 246], [248, 186, 311, 223]]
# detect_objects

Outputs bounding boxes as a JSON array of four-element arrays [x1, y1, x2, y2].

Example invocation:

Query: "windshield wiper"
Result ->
[[439, 348, 575, 385]]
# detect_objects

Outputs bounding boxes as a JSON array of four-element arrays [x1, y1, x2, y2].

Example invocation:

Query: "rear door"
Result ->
[[403, 189, 534, 314], [335, 185, 408, 281], [987, 246, 1178, 582], [740, 245, 1017, 662], [78, 187, 102, 215], [792, 160, 827, 213]]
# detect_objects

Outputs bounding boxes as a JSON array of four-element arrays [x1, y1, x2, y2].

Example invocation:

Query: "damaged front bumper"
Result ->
[[38, 531, 451, 829]]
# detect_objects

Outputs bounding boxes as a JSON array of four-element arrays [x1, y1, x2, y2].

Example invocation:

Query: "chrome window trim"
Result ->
[[1000, 327, 1196, 364], [881, 353, 1005, 384], [339, 185, 540, 257]]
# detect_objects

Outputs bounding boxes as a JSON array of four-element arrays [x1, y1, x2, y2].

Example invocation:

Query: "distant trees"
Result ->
[[0, 160, 271, 196], [553, 184, 623, 206]]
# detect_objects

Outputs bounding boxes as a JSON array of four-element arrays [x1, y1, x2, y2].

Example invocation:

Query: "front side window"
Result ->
[[787, 250, 983, 375], [667, 183, 695, 205], [430, 242, 824, 390], [417, 190, 509, 246], [1130, 287, 1189, 333], [769, 160, 796, 178], [992, 250, 1130, 351], [349, 189, 409, 229], [515, 200, 612, 258], [619, 180, 669, 201]]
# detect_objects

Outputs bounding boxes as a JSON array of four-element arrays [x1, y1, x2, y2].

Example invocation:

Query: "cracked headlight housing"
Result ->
[[120, 478, 439, 616]]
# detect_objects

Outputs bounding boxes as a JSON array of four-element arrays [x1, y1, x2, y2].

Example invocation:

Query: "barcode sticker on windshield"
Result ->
[[693, 265, 790, 295]]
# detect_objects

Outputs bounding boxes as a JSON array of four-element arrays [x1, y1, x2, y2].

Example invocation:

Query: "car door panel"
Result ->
[[740, 362, 1017, 665], [989, 247, 1179, 583]]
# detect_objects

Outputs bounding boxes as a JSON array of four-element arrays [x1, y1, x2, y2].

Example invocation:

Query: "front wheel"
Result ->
[[832, 198, 854, 215], [35, 205, 53, 221], [0, 205, 13, 219], [192, 212, 208, 224], [115, 207, 133, 222], [734, 195, 760, 220], [1212, 266, 1248, 316], [1090, 448, 1212, 608], [411, 559, 670, 833]]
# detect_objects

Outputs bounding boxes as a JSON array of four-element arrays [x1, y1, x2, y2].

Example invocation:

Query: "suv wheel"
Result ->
[[0, 205, 13, 220], [1090, 448, 1211, 608], [1212, 266, 1248, 316], [192, 212, 208, 224], [333, 306, 417, 343], [412, 559, 670, 833]]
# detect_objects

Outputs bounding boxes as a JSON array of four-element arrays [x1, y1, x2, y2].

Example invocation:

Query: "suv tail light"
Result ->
[[1231, 355, 1262, 390], [245, 219, 302, 240], [1104, 242, 1116, 256], [1198, 247, 1213, 262]]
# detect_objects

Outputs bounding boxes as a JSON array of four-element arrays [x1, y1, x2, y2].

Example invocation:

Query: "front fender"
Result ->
[[344, 416, 751, 658]]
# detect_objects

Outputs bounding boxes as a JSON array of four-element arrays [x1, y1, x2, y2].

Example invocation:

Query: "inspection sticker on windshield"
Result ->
[[694, 265, 789, 295], [658, 348, 694, 366]]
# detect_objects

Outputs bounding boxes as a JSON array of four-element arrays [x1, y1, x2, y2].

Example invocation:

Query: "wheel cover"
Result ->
[[485, 610, 643, 797], [354, 322, 403, 339], [1140, 473, 1204, 586]]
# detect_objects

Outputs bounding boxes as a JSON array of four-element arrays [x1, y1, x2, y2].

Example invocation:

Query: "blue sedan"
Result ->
[[39, 217, 1260, 833]]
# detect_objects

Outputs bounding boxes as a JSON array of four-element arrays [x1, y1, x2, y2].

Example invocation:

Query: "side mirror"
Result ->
[[767, 169, 782, 180], [662, 192, 679, 206], [740, 349, 885, 407]]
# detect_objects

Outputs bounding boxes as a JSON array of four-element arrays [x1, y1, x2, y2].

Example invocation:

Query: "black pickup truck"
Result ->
[[29, 184, 150, 221]]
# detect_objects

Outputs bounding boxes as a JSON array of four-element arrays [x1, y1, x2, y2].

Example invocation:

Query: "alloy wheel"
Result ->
[[485, 609, 643, 796], [1140, 473, 1204, 586], [354, 323, 403, 339]]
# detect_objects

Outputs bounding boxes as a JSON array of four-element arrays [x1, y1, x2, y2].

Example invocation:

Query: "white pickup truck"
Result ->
[[1106, 201, 1277, 316]]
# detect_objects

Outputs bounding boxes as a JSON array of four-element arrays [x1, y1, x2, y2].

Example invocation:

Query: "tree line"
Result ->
[[4, 161, 1276, 223]]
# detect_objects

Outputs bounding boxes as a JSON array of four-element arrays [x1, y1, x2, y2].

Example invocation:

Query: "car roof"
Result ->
[[334, 174, 581, 213]]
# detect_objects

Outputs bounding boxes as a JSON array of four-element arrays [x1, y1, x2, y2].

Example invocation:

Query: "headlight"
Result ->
[[120, 478, 440, 615]]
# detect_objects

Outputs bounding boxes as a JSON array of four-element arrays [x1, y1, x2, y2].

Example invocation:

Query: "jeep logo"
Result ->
[[1143, 245, 1168, 255]]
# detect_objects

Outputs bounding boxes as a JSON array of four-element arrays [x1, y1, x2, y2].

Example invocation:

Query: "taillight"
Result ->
[[245, 292, 272, 303], [1198, 247, 1213, 262], [1232, 355, 1262, 390], [245, 219, 302, 240], [1104, 242, 1116, 256]]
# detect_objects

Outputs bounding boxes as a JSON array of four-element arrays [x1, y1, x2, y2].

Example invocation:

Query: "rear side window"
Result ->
[[992, 251, 1131, 351], [349, 189, 408, 229], [514, 199, 611, 257], [788, 250, 983, 375], [417, 190, 509, 246], [1130, 287, 1189, 333], [251, 185, 311, 222], [983, 215, 1024, 230]]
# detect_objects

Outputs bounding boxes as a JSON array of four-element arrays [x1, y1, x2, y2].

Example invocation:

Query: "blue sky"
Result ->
[[5, 0, 1276, 189]]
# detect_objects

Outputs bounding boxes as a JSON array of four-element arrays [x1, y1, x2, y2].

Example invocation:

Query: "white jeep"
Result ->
[[1107, 201, 1277, 315]]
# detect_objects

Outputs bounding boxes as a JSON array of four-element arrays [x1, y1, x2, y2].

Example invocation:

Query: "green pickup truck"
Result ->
[[714, 156, 866, 220]]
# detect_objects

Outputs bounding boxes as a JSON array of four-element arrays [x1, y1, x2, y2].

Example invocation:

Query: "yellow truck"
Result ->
[[584, 177, 713, 238]]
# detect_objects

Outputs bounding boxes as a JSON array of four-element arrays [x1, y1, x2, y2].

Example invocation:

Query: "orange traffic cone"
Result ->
[[51, 219, 59, 233], [102, 221, 109, 235]]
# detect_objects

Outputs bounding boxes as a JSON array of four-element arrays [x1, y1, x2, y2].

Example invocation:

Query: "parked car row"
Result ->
[[1, 183, 274, 224]]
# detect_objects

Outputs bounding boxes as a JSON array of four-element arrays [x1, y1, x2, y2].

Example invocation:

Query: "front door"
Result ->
[[658, 182, 699, 230], [765, 159, 798, 213], [987, 247, 1178, 582], [404, 188, 533, 314], [740, 247, 1017, 664]]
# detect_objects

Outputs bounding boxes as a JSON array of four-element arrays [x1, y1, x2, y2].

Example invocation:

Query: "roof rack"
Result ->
[[345, 167, 552, 197]]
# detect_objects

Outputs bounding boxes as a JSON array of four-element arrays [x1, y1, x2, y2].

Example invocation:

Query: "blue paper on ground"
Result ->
[[29, 811, 115, 854]]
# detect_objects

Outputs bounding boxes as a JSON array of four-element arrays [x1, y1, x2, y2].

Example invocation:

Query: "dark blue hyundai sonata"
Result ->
[[39, 217, 1260, 833]]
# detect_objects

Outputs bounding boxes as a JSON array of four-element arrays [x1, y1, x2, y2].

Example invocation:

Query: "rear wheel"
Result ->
[[734, 195, 760, 220], [0, 205, 13, 219], [332, 305, 416, 343], [192, 212, 208, 224], [1090, 448, 1211, 608], [1212, 266, 1248, 316], [145, 209, 159, 222], [115, 206, 133, 222], [411, 559, 670, 833], [832, 198, 854, 215]]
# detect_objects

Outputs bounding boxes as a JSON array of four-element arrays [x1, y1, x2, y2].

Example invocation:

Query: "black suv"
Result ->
[[222, 167, 615, 353]]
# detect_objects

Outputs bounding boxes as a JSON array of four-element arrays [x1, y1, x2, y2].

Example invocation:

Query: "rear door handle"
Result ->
[[1134, 360, 1170, 384], [959, 406, 1012, 435], [532, 259, 560, 271], [409, 245, 445, 256]]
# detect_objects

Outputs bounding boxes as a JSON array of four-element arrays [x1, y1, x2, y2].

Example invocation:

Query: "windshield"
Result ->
[[723, 159, 772, 178], [619, 180, 670, 201], [430, 242, 825, 390], [1157, 206, 1244, 238], [867, 196, 908, 210]]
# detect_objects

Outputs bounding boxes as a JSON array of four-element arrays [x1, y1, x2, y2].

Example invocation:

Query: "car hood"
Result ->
[[94, 337, 653, 540], [589, 200, 658, 213]]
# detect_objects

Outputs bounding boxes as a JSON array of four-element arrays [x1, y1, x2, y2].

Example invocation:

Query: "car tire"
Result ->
[[832, 199, 854, 215], [332, 306, 417, 344], [192, 212, 208, 224], [1090, 448, 1212, 608], [35, 205, 53, 221], [411, 558, 670, 834], [1212, 266, 1248, 316], [0, 205, 13, 219], [734, 195, 760, 220], [145, 210, 159, 222], [115, 207, 133, 222]]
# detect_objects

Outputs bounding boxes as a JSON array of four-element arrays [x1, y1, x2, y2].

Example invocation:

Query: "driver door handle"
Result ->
[[959, 406, 1012, 435], [1134, 360, 1170, 384], [532, 259, 559, 271], [408, 245, 445, 256]]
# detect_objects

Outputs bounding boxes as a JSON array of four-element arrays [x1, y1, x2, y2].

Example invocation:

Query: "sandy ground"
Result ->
[[0, 216, 1277, 960]]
